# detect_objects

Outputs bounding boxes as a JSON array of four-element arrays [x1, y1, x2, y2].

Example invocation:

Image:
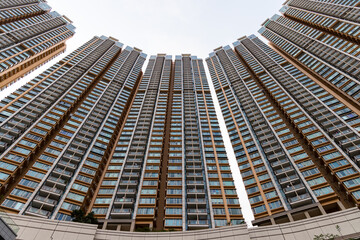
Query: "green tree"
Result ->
[[71, 209, 98, 224]]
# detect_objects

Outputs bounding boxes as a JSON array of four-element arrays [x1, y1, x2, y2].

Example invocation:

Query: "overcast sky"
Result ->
[[1, 0, 285, 226]]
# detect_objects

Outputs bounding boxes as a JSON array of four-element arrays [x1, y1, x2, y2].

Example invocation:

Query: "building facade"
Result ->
[[259, 0, 360, 119], [0, 0, 75, 91], [0, 38, 242, 231], [207, 35, 360, 226], [89, 54, 242, 231], [0, 35, 146, 225]]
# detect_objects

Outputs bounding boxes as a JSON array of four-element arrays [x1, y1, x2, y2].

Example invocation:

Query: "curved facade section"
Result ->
[[7, 207, 360, 240]]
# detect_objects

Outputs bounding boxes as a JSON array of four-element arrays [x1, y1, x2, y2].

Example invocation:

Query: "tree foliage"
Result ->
[[71, 209, 98, 224]]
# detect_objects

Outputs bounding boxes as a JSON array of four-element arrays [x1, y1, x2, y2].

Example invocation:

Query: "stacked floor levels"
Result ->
[[0, 38, 242, 231], [0, 0, 75, 91], [207, 35, 360, 226]]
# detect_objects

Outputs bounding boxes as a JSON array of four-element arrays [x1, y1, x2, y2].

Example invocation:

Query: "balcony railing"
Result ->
[[288, 193, 311, 203]]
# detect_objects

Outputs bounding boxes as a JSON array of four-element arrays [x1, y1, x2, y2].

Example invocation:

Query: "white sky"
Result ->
[[0, 0, 285, 227]]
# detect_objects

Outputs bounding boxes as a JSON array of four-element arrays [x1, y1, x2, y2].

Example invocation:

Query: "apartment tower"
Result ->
[[0, 35, 146, 224], [207, 35, 360, 226], [89, 54, 242, 231], [0, 0, 75, 91], [0, 37, 242, 231], [259, 0, 360, 118]]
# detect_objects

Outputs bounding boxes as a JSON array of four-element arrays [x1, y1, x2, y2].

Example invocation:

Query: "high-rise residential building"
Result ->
[[89, 54, 242, 231], [0, 0, 75, 91], [259, 0, 360, 115], [0, 35, 146, 225], [207, 35, 360, 226], [0, 36, 242, 231]]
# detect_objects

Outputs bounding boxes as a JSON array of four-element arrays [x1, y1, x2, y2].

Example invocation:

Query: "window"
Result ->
[[265, 191, 277, 199], [98, 189, 114, 195], [137, 208, 154, 215], [268, 200, 282, 210], [258, 174, 270, 181], [167, 189, 182, 195], [141, 189, 157, 195], [92, 207, 108, 215], [95, 198, 112, 204], [336, 168, 356, 178], [26, 170, 45, 179], [329, 159, 349, 169], [249, 195, 263, 204], [229, 208, 242, 215], [308, 177, 326, 187], [0, 172, 9, 181], [11, 188, 32, 199], [67, 192, 85, 202], [165, 208, 182, 215], [2, 199, 24, 210], [252, 205, 266, 214], [139, 198, 156, 204], [313, 186, 334, 196], [164, 219, 182, 227], [213, 208, 226, 215], [302, 167, 320, 177], [352, 190, 360, 200], [261, 181, 274, 190], [0, 161, 17, 171], [215, 219, 227, 227], [297, 160, 313, 168], [344, 177, 360, 189], [166, 198, 182, 204], [62, 202, 80, 211], [72, 183, 89, 192]]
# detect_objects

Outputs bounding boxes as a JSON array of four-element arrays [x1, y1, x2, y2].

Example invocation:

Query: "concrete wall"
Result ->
[[8, 208, 360, 240]]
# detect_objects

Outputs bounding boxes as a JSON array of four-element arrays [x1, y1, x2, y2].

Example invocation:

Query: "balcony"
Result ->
[[117, 189, 136, 196], [340, 136, 360, 147], [187, 189, 205, 196], [53, 168, 73, 178], [274, 166, 295, 177], [288, 193, 312, 208], [57, 160, 76, 169], [33, 196, 57, 209], [62, 153, 81, 162], [333, 129, 353, 141], [26, 207, 51, 218], [0, 142, 6, 151], [46, 177, 66, 189], [271, 159, 290, 168], [267, 152, 286, 161], [114, 198, 134, 207], [40, 185, 63, 197], [187, 181, 205, 187], [122, 172, 139, 178], [110, 208, 132, 219], [279, 175, 299, 185], [187, 198, 207, 206], [187, 220, 209, 229], [0, 133, 14, 143], [119, 180, 138, 187], [67, 147, 85, 157], [187, 208, 207, 215], [124, 165, 141, 171], [347, 144, 360, 156], [284, 183, 306, 195]]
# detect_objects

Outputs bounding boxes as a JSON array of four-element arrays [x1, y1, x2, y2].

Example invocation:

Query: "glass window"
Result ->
[[268, 200, 282, 210], [344, 177, 360, 188], [137, 208, 154, 215], [313, 186, 334, 196], [164, 219, 182, 227], [165, 208, 182, 215]]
